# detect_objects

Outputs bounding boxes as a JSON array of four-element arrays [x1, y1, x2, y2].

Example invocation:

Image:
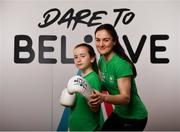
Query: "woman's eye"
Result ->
[[105, 39, 109, 42]]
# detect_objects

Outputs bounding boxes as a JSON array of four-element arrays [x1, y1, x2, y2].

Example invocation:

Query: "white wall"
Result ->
[[178, 1, 180, 127], [0, 2, 3, 130], [0, 0, 180, 131]]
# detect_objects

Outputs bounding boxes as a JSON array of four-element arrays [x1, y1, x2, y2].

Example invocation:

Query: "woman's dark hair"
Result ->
[[95, 24, 137, 78], [74, 43, 99, 75]]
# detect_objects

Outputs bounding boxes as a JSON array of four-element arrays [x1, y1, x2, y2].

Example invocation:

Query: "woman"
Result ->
[[89, 24, 148, 131], [69, 43, 101, 131]]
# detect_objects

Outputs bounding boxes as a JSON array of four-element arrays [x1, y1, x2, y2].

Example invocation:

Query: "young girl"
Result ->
[[68, 43, 101, 131]]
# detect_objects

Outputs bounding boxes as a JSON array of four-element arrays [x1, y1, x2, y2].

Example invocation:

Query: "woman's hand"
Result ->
[[88, 90, 105, 112]]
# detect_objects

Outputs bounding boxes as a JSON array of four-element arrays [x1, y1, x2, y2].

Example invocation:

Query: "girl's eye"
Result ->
[[96, 39, 100, 42]]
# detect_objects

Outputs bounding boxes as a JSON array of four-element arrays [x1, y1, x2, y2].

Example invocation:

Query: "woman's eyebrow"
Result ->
[[95, 37, 111, 39]]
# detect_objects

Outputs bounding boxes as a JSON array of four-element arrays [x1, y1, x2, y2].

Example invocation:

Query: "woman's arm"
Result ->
[[89, 76, 131, 106], [104, 76, 131, 105]]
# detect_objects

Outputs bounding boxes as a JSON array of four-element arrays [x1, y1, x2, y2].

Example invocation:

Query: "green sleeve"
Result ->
[[89, 76, 101, 91], [116, 60, 133, 78]]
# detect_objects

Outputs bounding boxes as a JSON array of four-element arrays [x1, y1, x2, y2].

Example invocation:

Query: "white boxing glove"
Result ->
[[67, 75, 92, 100], [59, 88, 76, 107]]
